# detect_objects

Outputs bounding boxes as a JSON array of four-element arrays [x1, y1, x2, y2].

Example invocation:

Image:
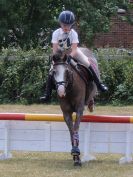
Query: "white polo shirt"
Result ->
[[51, 28, 79, 51]]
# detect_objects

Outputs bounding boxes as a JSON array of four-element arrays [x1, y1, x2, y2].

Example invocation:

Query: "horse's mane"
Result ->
[[52, 49, 67, 63]]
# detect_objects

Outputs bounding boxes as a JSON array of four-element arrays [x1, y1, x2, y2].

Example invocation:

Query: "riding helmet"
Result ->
[[58, 11, 75, 25]]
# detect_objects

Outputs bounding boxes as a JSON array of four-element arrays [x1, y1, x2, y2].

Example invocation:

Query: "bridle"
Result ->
[[53, 62, 73, 91]]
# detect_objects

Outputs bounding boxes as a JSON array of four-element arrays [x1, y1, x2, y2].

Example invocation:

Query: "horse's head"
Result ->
[[52, 50, 72, 98]]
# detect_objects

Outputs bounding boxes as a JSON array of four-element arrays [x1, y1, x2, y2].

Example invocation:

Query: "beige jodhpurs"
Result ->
[[74, 48, 90, 68], [50, 47, 91, 72]]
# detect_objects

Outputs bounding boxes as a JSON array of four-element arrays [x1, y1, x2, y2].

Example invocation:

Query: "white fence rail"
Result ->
[[0, 120, 133, 164]]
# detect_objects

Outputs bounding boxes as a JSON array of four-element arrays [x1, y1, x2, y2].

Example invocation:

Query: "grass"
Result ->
[[0, 104, 133, 115], [0, 152, 133, 177], [0, 104, 133, 177]]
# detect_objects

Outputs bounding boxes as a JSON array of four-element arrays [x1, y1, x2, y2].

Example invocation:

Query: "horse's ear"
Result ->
[[52, 49, 63, 63], [52, 53, 60, 63]]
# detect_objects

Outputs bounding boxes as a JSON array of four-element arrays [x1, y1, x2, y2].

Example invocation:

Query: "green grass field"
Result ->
[[0, 104, 133, 177]]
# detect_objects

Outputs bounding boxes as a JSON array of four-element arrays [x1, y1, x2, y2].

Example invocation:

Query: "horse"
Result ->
[[51, 48, 97, 166]]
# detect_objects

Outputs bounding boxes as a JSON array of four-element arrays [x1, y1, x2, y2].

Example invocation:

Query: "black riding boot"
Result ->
[[88, 65, 108, 92], [40, 74, 53, 102]]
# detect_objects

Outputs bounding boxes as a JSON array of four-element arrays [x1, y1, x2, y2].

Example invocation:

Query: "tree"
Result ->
[[0, 0, 130, 49], [0, 0, 60, 49], [63, 0, 130, 46]]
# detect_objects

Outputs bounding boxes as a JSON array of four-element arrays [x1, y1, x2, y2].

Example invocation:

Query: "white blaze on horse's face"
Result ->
[[54, 65, 66, 98]]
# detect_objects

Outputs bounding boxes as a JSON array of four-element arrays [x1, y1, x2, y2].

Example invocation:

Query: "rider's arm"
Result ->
[[51, 29, 59, 54], [70, 43, 78, 57], [52, 43, 58, 54], [69, 30, 79, 58]]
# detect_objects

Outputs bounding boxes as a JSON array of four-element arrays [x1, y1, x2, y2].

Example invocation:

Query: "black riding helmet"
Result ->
[[58, 11, 75, 25]]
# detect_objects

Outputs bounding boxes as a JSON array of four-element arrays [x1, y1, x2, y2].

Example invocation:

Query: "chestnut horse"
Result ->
[[52, 48, 97, 166]]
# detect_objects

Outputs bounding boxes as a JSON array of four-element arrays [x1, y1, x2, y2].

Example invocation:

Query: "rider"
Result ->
[[40, 10, 108, 102]]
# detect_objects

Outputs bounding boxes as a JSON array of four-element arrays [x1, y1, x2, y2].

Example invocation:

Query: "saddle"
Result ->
[[69, 58, 93, 103], [69, 58, 93, 86]]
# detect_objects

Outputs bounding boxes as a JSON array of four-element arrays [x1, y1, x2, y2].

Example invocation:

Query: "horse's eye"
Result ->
[[52, 69, 56, 76], [54, 70, 56, 75]]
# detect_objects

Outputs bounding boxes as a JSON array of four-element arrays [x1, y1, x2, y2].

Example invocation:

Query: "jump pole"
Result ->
[[0, 113, 133, 123]]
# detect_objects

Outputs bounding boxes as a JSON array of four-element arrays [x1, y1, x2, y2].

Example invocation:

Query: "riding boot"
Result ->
[[40, 74, 53, 102], [88, 65, 108, 92]]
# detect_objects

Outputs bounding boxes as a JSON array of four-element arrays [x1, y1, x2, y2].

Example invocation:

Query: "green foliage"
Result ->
[[0, 48, 133, 104], [0, 48, 50, 104], [0, 0, 130, 48], [96, 48, 133, 104], [0, 0, 60, 49]]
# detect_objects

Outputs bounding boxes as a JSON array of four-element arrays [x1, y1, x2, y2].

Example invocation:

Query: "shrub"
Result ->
[[0, 48, 50, 104], [96, 48, 133, 104], [0, 47, 133, 105]]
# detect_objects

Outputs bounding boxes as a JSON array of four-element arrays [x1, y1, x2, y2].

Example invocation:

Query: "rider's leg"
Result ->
[[74, 48, 108, 92], [40, 69, 53, 102]]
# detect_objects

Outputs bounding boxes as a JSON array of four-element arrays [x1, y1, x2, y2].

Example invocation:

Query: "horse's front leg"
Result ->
[[71, 110, 83, 166], [63, 112, 74, 147], [63, 110, 82, 166]]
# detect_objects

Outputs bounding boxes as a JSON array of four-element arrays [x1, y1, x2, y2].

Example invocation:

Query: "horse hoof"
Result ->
[[71, 146, 80, 155], [73, 155, 82, 166], [74, 161, 82, 166]]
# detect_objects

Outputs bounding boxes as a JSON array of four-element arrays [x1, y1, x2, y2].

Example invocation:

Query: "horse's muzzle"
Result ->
[[57, 85, 66, 98]]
